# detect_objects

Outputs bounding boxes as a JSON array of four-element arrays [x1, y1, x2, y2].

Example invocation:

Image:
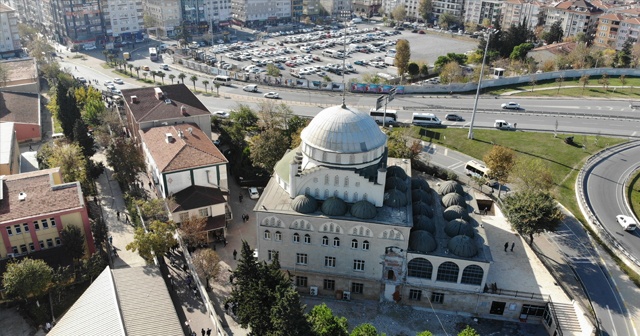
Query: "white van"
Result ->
[[322, 49, 337, 57], [214, 75, 232, 86], [494, 120, 514, 130], [411, 113, 441, 127], [243, 84, 258, 92], [617, 215, 638, 231]]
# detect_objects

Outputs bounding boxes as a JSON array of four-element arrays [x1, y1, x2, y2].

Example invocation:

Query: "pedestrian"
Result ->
[[514, 123, 518, 129], [202, 328, 206, 336], [233, 249, 237, 260], [93, 196, 98, 204], [207, 328, 212, 336], [229, 274, 234, 284], [28, 144, 32, 151], [109, 236, 113, 244], [116, 211, 120, 220], [223, 239, 227, 247], [510, 242, 515, 252], [125, 214, 130, 224], [239, 195, 243, 202], [224, 302, 229, 313], [149, 181, 152, 189], [504, 242, 509, 252]]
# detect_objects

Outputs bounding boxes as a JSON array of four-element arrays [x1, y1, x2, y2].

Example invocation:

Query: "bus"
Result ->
[[369, 109, 397, 125], [149, 47, 158, 61], [213, 75, 232, 86], [464, 160, 490, 179], [411, 113, 441, 127]]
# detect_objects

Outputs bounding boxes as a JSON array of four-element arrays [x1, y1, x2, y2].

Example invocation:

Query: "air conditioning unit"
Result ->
[[310, 286, 318, 296], [342, 291, 351, 301], [6, 253, 15, 258]]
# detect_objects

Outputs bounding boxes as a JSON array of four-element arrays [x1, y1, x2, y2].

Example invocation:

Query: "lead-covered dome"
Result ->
[[445, 219, 474, 238], [443, 205, 470, 221], [409, 230, 437, 253], [321, 197, 348, 216], [350, 200, 377, 219], [442, 192, 466, 207], [300, 105, 387, 154], [448, 235, 478, 258], [438, 180, 463, 196], [291, 195, 318, 214], [413, 215, 436, 234]]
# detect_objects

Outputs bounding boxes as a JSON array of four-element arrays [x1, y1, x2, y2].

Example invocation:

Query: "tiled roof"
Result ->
[[623, 17, 640, 25], [168, 185, 226, 212], [531, 42, 577, 55], [0, 168, 84, 223], [0, 3, 12, 12], [0, 91, 40, 124], [122, 84, 210, 123], [598, 13, 623, 20], [204, 214, 226, 231], [554, 0, 602, 12], [140, 123, 227, 173]]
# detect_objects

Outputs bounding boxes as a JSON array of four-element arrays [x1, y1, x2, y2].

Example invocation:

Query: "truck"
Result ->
[[384, 56, 395, 66], [123, 52, 131, 60]]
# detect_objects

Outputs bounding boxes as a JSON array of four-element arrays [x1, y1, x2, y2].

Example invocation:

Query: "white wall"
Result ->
[[293, 168, 386, 206]]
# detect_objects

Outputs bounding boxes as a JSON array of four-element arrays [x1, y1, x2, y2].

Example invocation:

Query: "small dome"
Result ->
[[413, 215, 436, 234], [448, 235, 478, 258], [384, 189, 407, 208], [409, 230, 437, 253], [445, 219, 474, 238], [411, 178, 430, 191], [411, 188, 433, 205], [412, 201, 433, 218], [291, 195, 318, 214], [385, 176, 408, 192], [387, 166, 408, 180], [321, 197, 348, 216], [442, 192, 466, 207], [438, 180, 464, 196], [443, 205, 470, 222], [350, 200, 377, 219]]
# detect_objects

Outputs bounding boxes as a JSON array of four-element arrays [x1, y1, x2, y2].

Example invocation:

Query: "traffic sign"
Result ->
[[375, 95, 385, 111], [388, 87, 397, 102]]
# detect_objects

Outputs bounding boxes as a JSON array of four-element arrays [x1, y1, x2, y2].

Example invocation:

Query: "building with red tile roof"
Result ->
[[545, 0, 603, 38]]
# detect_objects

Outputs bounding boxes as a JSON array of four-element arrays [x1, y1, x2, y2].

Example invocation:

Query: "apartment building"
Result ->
[[544, 0, 602, 38], [319, 0, 352, 16], [432, 0, 464, 24], [463, 0, 503, 26], [144, 0, 181, 38], [203, 0, 233, 31], [615, 16, 640, 50], [501, 0, 543, 30], [231, 0, 292, 27], [102, 0, 145, 42], [353, 0, 381, 18], [0, 4, 21, 56], [593, 13, 623, 48], [50, 0, 107, 47]]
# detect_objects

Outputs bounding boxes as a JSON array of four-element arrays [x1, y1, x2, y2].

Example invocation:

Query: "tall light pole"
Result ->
[[468, 30, 496, 140]]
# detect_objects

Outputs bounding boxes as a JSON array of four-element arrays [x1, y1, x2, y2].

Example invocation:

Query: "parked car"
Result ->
[[77, 77, 87, 83], [212, 111, 230, 118], [143, 65, 150, 71], [264, 92, 280, 99], [113, 78, 124, 84], [248, 187, 260, 200], [501, 102, 521, 110], [445, 114, 464, 121]]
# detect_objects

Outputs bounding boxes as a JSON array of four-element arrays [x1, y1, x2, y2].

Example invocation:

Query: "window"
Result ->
[[323, 279, 335, 290], [14, 225, 21, 234], [322, 236, 329, 246], [324, 175, 329, 185], [55, 238, 61, 245], [304, 234, 311, 244], [333, 237, 340, 247], [351, 282, 363, 294], [293, 233, 300, 243], [263, 230, 271, 240], [275, 231, 282, 241], [351, 239, 358, 249], [46, 239, 54, 248], [521, 304, 546, 317], [42, 219, 49, 229], [179, 213, 189, 222], [408, 258, 433, 279], [199, 208, 209, 217], [296, 253, 308, 265], [431, 292, 444, 304], [28, 243, 35, 251], [12, 246, 18, 254], [409, 289, 422, 301], [325, 256, 336, 267], [461, 265, 484, 285], [20, 244, 27, 253], [296, 276, 308, 287], [353, 259, 365, 271], [6, 227, 12, 236], [436, 261, 460, 283], [39, 241, 44, 249], [50, 218, 56, 227], [362, 240, 370, 250], [334, 175, 339, 186], [268, 250, 278, 261], [34, 221, 40, 231], [23, 223, 29, 232]]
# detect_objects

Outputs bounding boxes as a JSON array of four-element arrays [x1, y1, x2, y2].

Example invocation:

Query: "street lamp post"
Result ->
[[468, 30, 496, 140]]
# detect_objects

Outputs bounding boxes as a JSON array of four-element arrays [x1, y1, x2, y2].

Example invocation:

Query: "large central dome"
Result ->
[[301, 105, 387, 154]]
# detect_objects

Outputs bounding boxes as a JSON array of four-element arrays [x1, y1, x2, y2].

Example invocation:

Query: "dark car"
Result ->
[[445, 114, 464, 121]]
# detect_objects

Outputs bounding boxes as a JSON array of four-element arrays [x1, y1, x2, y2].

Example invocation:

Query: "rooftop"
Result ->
[[122, 84, 210, 124], [0, 122, 14, 167], [168, 185, 227, 212], [0, 168, 84, 223], [140, 123, 227, 173], [0, 59, 38, 87], [0, 91, 40, 124]]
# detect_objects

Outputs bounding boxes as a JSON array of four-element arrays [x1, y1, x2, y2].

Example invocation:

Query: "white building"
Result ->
[[432, 0, 465, 24], [203, 0, 233, 29], [103, 0, 145, 41], [501, 0, 543, 30], [0, 3, 21, 55], [231, 0, 292, 27], [144, 0, 181, 38], [544, 0, 602, 38], [463, 0, 503, 26]]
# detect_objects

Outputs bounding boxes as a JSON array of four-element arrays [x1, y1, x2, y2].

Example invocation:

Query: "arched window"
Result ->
[[293, 233, 300, 243], [351, 239, 358, 249], [334, 175, 339, 186], [461, 265, 484, 285], [362, 240, 370, 250], [408, 258, 433, 279], [344, 176, 349, 187], [304, 234, 311, 244], [333, 237, 340, 247], [263, 230, 271, 240], [343, 191, 348, 201], [333, 190, 339, 197], [274, 231, 282, 241], [322, 236, 329, 246], [305, 187, 310, 196], [324, 189, 329, 198], [314, 188, 319, 198], [353, 192, 358, 202], [324, 175, 329, 185], [436, 262, 460, 283], [363, 193, 368, 201]]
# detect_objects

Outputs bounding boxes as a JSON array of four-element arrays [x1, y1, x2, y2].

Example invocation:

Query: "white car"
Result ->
[[264, 92, 279, 99], [106, 84, 116, 90], [249, 187, 260, 200], [84, 45, 97, 51], [501, 102, 521, 110], [113, 78, 124, 84], [161, 64, 170, 70], [110, 88, 122, 95], [104, 80, 114, 87], [212, 111, 230, 119]]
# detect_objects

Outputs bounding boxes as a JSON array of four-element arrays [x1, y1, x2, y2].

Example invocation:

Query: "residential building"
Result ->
[[102, 0, 145, 43], [0, 4, 21, 58], [139, 123, 230, 241], [544, 0, 603, 38], [293, 0, 303, 21], [144, 0, 181, 38], [230, 0, 292, 27], [463, 0, 503, 26], [432, 0, 464, 24], [49, 0, 107, 47], [0, 90, 42, 143], [204, 0, 233, 31], [616, 16, 640, 50], [352, 0, 381, 18], [121, 84, 212, 145], [528, 41, 577, 64], [0, 168, 96, 260], [319, 0, 352, 17], [0, 123, 19, 175], [501, 0, 543, 30], [593, 13, 623, 48]]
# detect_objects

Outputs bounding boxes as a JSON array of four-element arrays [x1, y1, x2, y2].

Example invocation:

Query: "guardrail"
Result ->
[[575, 140, 640, 271]]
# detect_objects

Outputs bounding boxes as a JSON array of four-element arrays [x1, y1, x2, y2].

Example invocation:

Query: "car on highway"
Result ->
[[248, 187, 260, 200], [212, 111, 230, 118], [104, 80, 114, 86], [77, 77, 87, 84], [616, 215, 638, 231], [161, 64, 170, 70], [143, 65, 150, 71], [110, 88, 122, 95], [264, 92, 280, 99], [445, 114, 464, 121], [501, 102, 521, 110], [113, 78, 124, 84]]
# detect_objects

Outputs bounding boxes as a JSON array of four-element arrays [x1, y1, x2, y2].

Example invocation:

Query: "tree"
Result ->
[[169, 74, 176, 84], [392, 5, 407, 22], [214, 82, 221, 95], [150, 70, 158, 83], [387, 130, 422, 160], [60, 225, 86, 261], [249, 127, 290, 172], [438, 13, 458, 31], [266, 63, 281, 77], [503, 190, 564, 245], [134, 66, 141, 78], [307, 303, 349, 336], [127, 63, 134, 75], [483, 145, 516, 197], [395, 39, 411, 81], [579, 74, 590, 94], [135, 198, 169, 221], [614, 38, 634, 68], [458, 326, 480, 336], [91, 217, 108, 250], [417, 332, 434, 336], [543, 21, 564, 45], [126, 220, 178, 262], [73, 119, 96, 157], [56, 82, 82, 140], [509, 43, 534, 61], [530, 74, 537, 93], [350, 323, 380, 336], [179, 216, 208, 248], [2, 258, 53, 302], [407, 62, 420, 78], [47, 143, 89, 186], [599, 72, 609, 90], [202, 79, 210, 93], [418, 0, 433, 23], [420, 64, 429, 77], [434, 53, 467, 68], [190, 75, 198, 90], [439, 61, 464, 84], [511, 157, 553, 192], [270, 285, 311, 336], [192, 249, 221, 287], [179, 72, 186, 84], [105, 138, 146, 190], [157, 71, 166, 84]]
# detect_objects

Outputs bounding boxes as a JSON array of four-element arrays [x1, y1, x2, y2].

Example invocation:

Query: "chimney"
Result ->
[[154, 87, 164, 100], [165, 133, 174, 143], [178, 130, 184, 138], [130, 95, 138, 103], [180, 105, 188, 116], [18, 192, 27, 201], [188, 127, 193, 134]]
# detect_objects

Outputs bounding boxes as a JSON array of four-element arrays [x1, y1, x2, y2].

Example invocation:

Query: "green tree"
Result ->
[[503, 190, 564, 245], [2, 258, 53, 302], [483, 145, 516, 197], [91, 217, 108, 250], [407, 62, 420, 78], [127, 63, 134, 75], [192, 249, 221, 287], [579, 74, 590, 94], [511, 157, 553, 192], [350, 323, 381, 336], [47, 143, 89, 186], [134, 198, 169, 221], [419, 64, 429, 76], [509, 43, 534, 61], [458, 326, 480, 336], [56, 82, 82, 140], [434, 53, 467, 68], [438, 12, 459, 31], [73, 119, 96, 157], [190, 75, 198, 90], [270, 284, 312, 336], [417, 331, 434, 336], [543, 21, 564, 45], [392, 5, 407, 21], [169, 74, 176, 84], [214, 82, 221, 95], [418, 0, 433, 23], [202, 79, 210, 93], [179, 72, 186, 83], [126, 220, 178, 262], [439, 61, 463, 84], [308, 303, 349, 336], [395, 39, 411, 81], [599, 72, 610, 90], [614, 39, 634, 68], [105, 138, 146, 190], [249, 128, 290, 172], [266, 63, 281, 77], [157, 71, 166, 84], [60, 225, 86, 261]]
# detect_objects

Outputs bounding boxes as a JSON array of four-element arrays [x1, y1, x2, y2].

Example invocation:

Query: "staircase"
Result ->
[[550, 302, 584, 335]]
